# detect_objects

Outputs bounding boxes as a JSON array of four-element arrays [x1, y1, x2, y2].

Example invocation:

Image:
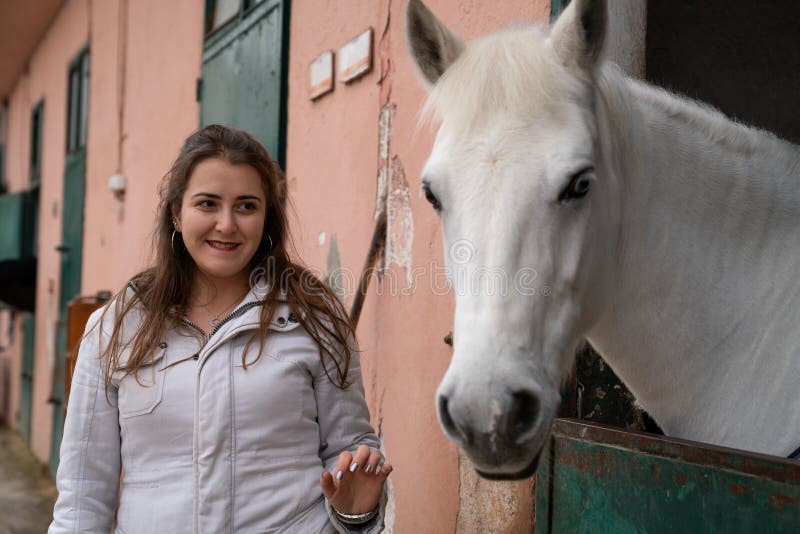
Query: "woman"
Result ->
[[49, 125, 391, 533]]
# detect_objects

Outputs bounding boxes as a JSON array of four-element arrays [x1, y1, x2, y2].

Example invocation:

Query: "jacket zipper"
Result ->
[[128, 281, 262, 342]]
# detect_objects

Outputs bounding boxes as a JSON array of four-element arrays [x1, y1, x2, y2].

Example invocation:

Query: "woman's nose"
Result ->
[[215, 209, 237, 233]]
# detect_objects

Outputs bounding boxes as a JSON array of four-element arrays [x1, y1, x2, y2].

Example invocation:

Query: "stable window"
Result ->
[[66, 50, 89, 154], [30, 101, 44, 188], [207, 0, 240, 34]]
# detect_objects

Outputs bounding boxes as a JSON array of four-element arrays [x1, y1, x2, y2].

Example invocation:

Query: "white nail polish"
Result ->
[[364, 464, 373, 474], [349, 462, 358, 473], [336, 470, 343, 481]]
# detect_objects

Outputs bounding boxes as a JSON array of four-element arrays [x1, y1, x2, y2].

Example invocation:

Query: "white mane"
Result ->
[[422, 25, 585, 133], [599, 69, 800, 168]]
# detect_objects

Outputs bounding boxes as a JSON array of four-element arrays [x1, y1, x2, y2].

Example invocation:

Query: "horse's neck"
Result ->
[[587, 67, 800, 455]]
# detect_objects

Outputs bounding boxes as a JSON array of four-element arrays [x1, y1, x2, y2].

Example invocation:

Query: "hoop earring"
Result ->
[[171, 230, 180, 255], [265, 234, 273, 252]]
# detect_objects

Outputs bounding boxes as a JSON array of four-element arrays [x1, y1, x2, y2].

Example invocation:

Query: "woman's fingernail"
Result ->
[[364, 464, 373, 474], [375, 464, 382, 476], [336, 470, 343, 481], [349, 462, 359, 473]]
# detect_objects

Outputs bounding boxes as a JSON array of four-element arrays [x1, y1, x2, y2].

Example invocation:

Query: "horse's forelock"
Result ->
[[420, 25, 586, 135]]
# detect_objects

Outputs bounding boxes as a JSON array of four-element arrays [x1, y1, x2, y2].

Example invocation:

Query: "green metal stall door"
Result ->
[[199, 0, 288, 164], [19, 312, 35, 444], [535, 419, 800, 533]]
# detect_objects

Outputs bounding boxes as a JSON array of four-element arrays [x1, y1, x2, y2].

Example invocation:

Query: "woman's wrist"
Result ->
[[330, 504, 379, 525]]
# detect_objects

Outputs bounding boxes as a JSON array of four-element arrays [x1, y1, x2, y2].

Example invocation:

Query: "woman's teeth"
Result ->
[[209, 241, 238, 249]]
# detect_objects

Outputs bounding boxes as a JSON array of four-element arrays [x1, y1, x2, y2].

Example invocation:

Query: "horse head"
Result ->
[[406, 0, 622, 479]]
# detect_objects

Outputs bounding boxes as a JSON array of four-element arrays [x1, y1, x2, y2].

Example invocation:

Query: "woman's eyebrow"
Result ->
[[190, 193, 262, 202]]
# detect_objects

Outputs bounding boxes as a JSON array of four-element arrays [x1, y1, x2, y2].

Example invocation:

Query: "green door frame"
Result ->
[[550, 0, 571, 21], [19, 312, 35, 444], [49, 47, 89, 479], [18, 98, 44, 445]]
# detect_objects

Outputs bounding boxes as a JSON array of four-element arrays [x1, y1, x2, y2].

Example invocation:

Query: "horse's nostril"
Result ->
[[438, 395, 456, 433], [438, 394, 470, 444], [509, 390, 540, 441]]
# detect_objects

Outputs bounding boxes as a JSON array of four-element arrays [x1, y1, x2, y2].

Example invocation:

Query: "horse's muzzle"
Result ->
[[437, 386, 544, 475], [475, 450, 543, 480]]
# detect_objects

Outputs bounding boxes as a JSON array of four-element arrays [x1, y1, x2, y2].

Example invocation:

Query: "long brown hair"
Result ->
[[99, 125, 354, 388]]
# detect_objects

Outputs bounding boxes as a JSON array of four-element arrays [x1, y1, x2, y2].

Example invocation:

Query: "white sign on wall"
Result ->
[[310, 50, 334, 100], [338, 28, 373, 83]]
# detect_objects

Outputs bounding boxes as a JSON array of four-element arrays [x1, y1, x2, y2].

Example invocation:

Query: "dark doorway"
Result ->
[[646, 0, 800, 144]]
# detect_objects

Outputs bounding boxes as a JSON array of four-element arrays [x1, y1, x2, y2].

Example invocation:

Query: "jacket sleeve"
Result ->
[[313, 343, 387, 534], [49, 308, 121, 533]]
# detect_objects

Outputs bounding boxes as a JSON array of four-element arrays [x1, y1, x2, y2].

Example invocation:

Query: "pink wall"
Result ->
[[81, 0, 204, 295], [286, 1, 549, 531], [4, 0, 203, 463], [0, 310, 22, 426], [6, 0, 90, 463]]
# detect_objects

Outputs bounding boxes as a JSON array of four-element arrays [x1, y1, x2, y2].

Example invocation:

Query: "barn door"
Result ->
[[19, 312, 35, 444], [199, 0, 289, 165], [49, 48, 89, 478]]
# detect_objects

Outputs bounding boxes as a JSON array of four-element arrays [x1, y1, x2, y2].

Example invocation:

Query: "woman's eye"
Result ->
[[559, 169, 594, 202], [423, 185, 442, 212], [198, 200, 215, 208], [239, 202, 256, 211]]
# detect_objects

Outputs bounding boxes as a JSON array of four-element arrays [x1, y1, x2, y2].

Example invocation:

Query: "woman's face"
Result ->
[[174, 157, 267, 286]]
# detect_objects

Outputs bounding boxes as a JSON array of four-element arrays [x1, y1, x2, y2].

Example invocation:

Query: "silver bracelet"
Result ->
[[330, 504, 378, 525]]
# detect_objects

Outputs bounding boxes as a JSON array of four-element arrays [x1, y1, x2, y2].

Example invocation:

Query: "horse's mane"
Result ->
[[421, 25, 586, 133], [598, 68, 800, 166]]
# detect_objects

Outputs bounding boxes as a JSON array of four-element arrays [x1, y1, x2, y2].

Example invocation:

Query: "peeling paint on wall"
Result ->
[[385, 156, 414, 286], [374, 103, 394, 221]]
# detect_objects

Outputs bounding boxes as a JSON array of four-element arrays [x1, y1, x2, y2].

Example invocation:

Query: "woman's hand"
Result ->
[[320, 444, 393, 515]]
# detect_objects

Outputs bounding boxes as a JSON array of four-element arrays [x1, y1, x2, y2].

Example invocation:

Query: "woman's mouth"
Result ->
[[207, 240, 240, 251]]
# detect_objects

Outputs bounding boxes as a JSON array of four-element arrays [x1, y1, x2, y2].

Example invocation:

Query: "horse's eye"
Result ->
[[423, 184, 442, 212], [559, 169, 594, 202]]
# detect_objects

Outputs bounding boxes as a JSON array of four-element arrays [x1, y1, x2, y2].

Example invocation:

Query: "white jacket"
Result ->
[[49, 286, 385, 533]]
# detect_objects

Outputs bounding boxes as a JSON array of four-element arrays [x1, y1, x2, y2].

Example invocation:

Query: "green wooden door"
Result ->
[[49, 49, 89, 478], [19, 312, 35, 444], [199, 0, 289, 165]]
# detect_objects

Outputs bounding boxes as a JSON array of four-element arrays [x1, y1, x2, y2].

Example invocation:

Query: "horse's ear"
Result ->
[[550, 0, 607, 72], [404, 0, 466, 88]]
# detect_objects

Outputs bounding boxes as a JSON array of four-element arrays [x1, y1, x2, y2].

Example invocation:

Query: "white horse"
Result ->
[[405, 0, 800, 480]]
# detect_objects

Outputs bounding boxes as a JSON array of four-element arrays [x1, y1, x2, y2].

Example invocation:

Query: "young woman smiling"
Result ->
[[49, 125, 391, 533]]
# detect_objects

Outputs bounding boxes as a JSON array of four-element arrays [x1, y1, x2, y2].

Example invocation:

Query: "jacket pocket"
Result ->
[[116, 348, 167, 418]]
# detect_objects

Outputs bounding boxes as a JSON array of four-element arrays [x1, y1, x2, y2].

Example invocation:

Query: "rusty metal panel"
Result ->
[[65, 295, 109, 400], [535, 419, 799, 533]]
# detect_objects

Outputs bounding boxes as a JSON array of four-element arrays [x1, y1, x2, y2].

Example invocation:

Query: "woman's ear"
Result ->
[[171, 205, 182, 232]]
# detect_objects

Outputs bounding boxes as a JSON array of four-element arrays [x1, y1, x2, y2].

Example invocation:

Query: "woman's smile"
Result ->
[[207, 240, 241, 251]]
